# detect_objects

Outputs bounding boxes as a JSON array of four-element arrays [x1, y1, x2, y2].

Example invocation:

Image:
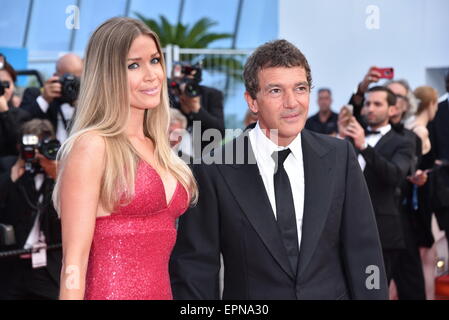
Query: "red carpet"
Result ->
[[435, 275, 449, 300]]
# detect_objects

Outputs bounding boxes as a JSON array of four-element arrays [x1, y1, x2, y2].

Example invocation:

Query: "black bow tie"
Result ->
[[365, 129, 381, 136]]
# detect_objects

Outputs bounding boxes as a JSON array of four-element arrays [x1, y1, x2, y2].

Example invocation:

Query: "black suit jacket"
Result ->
[[0, 157, 62, 286], [0, 102, 31, 157], [170, 129, 388, 300], [171, 85, 225, 153], [429, 99, 449, 162], [359, 129, 415, 250], [20, 87, 62, 132]]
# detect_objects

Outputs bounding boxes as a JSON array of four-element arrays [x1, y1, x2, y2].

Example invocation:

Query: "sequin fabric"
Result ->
[[84, 160, 188, 300]]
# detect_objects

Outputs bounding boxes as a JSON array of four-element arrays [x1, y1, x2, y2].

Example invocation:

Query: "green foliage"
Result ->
[[134, 14, 233, 48]]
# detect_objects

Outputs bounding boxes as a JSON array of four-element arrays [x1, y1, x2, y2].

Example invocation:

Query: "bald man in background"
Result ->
[[20, 53, 83, 143]]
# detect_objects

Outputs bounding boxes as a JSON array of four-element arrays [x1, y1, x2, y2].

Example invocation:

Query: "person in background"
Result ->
[[20, 53, 83, 143], [339, 86, 415, 287], [169, 107, 192, 159], [0, 119, 61, 300], [0, 54, 31, 157], [305, 88, 338, 136]]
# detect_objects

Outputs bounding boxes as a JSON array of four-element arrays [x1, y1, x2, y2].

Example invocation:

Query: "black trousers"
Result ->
[[392, 245, 426, 300], [0, 257, 59, 300], [383, 249, 401, 285]]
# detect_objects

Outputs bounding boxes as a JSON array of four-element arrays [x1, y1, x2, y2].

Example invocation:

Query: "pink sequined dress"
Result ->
[[84, 160, 188, 300]]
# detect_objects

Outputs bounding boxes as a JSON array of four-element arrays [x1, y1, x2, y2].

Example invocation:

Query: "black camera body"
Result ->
[[57, 73, 80, 104], [0, 80, 9, 96], [169, 63, 203, 98], [21, 134, 61, 174]]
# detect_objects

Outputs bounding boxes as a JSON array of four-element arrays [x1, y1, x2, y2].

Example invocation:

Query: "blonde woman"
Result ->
[[53, 17, 197, 300]]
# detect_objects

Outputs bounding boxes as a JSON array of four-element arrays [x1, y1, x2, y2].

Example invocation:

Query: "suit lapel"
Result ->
[[373, 130, 394, 151], [216, 133, 296, 279], [296, 130, 335, 278]]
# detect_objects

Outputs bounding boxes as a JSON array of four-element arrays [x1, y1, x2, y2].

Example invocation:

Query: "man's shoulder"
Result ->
[[436, 99, 449, 119], [302, 129, 346, 149], [22, 86, 41, 99]]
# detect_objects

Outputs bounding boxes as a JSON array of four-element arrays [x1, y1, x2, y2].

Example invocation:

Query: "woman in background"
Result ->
[[54, 17, 197, 300], [405, 85, 439, 299]]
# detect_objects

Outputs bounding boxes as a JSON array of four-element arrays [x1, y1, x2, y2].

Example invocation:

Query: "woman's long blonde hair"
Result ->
[[53, 17, 197, 213]]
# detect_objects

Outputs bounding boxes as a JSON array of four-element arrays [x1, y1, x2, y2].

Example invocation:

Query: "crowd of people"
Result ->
[[305, 70, 449, 299], [0, 16, 448, 300]]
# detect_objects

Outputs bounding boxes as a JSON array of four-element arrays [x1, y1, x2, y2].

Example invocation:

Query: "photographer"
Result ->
[[0, 54, 31, 157], [0, 119, 61, 300], [20, 53, 82, 143], [169, 63, 225, 155]]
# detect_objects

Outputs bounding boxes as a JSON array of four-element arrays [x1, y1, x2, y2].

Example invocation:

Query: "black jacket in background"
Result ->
[[171, 85, 225, 154], [359, 129, 415, 250], [0, 102, 31, 157], [0, 157, 62, 286]]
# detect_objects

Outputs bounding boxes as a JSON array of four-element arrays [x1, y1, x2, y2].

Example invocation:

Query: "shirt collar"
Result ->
[[368, 123, 391, 136], [252, 121, 303, 164]]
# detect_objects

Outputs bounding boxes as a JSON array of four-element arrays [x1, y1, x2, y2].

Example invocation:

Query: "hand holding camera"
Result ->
[[36, 152, 57, 180], [338, 105, 353, 138], [42, 76, 62, 104], [169, 63, 203, 114], [20, 134, 60, 177], [179, 93, 201, 114], [340, 116, 366, 150], [42, 73, 80, 105]]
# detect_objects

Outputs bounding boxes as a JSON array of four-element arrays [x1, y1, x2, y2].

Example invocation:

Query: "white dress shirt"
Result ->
[[358, 124, 391, 171], [248, 122, 305, 249], [36, 96, 74, 143]]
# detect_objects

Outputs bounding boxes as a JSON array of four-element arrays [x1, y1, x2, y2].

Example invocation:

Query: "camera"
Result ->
[[56, 73, 80, 104], [20, 134, 61, 174], [0, 80, 9, 97], [169, 63, 202, 98]]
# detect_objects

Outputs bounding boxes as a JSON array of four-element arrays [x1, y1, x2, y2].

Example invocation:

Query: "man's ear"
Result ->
[[244, 91, 258, 114]]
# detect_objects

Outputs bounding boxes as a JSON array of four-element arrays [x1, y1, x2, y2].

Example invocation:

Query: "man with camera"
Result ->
[[20, 53, 82, 143], [169, 63, 225, 156], [0, 119, 61, 300]]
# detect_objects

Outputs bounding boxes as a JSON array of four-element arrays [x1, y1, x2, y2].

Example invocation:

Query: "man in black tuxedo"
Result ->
[[0, 119, 61, 300], [170, 40, 388, 300], [341, 86, 415, 284], [20, 53, 83, 143]]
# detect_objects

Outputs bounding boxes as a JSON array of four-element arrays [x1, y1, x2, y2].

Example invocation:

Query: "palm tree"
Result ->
[[134, 14, 232, 48], [135, 13, 244, 82]]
